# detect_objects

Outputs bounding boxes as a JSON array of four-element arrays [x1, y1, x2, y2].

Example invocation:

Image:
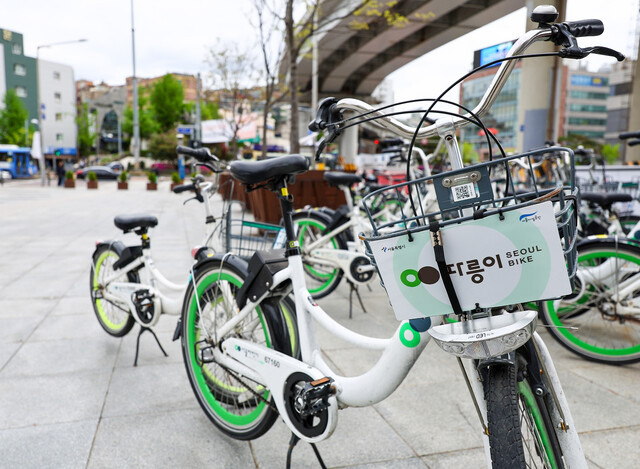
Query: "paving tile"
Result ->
[[0, 419, 98, 469], [88, 409, 254, 468], [0, 370, 111, 429]]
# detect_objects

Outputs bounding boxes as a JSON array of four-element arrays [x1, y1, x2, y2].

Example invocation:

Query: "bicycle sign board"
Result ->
[[369, 201, 571, 320]]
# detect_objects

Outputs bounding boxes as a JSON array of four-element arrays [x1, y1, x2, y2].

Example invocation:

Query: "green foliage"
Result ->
[[0, 89, 29, 145], [150, 74, 185, 132], [147, 171, 158, 183], [148, 130, 179, 161], [558, 134, 603, 155], [123, 86, 159, 139], [87, 171, 98, 181], [462, 142, 479, 164], [65, 170, 74, 180], [119, 170, 128, 182], [601, 143, 620, 165], [171, 171, 181, 183], [200, 100, 220, 120], [76, 103, 96, 157]]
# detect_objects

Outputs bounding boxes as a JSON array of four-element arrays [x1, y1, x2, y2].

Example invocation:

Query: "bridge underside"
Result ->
[[293, 0, 524, 100]]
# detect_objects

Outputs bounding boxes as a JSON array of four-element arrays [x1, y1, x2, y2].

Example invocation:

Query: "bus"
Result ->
[[0, 145, 39, 179]]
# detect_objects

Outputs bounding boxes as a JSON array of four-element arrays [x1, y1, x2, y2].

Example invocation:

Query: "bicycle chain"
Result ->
[[214, 360, 279, 413]]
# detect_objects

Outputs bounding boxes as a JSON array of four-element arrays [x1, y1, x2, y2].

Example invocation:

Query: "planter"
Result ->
[[246, 170, 346, 224], [118, 181, 129, 190], [147, 182, 158, 191], [87, 180, 98, 189], [170, 182, 183, 191], [64, 179, 75, 188]]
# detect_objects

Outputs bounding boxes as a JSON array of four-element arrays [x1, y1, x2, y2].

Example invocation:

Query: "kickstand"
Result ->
[[348, 280, 367, 319], [285, 432, 327, 469], [134, 326, 168, 366]]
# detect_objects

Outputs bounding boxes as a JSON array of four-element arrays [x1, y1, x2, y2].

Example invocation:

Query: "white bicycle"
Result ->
[[179, 7, 623, 467], [89, 148, 223, 364]]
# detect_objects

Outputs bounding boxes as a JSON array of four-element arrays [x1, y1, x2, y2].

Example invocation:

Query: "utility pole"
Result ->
[[131, 0, 140, 167]]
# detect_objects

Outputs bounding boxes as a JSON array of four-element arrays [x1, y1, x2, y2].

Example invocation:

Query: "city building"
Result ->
[[1, 28, 77, 159], [0, 28, 37, 129], [556, 65, 610, 143], [125, 73, 197, 105], [38, 59, 77, 156], [605, 60, 635, 160]]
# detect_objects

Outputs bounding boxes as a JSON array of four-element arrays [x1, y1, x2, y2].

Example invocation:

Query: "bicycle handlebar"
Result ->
[[175, 145, 225, 173], [173, 183, 195, 194], [628, 139, 640, 147], [619, 131, 640, 140]]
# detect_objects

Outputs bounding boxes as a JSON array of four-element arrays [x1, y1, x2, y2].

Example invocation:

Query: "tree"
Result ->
[[123, 86, 158, 143], [602, 143, 620, 165], [263, 0, 403, 154], [252, 0, 289, 158], [76, 102, 96, 157], [150, 74, 185, 132], [206, 41, 261, 158], [0, 89, 29, 145], [148, 130, 179, 161]]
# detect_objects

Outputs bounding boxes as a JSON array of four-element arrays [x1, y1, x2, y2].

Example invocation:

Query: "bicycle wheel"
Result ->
[[540, 239, 640, 365], [292, 211, 347, 299], [90, 245, 137, 337], [181, 258, 296, 440], [483, 356, 563, 469]]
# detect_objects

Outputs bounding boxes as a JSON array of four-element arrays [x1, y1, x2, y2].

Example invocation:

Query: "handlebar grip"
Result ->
[[176, 145, 218, 163], [563, 19, 604, 38], [619, 131, 640, 140], [628, 139, 640, 147], [172, 183, 195, 194]]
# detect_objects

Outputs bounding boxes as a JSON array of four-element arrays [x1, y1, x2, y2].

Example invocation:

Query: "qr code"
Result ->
[[452, 183, 477, 202]]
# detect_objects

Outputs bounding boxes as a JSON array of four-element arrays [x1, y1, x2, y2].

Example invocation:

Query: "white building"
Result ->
[[38, 59, 77, 156]]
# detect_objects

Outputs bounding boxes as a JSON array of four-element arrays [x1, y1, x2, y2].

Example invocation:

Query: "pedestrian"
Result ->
[[56, 160, 65, 186]]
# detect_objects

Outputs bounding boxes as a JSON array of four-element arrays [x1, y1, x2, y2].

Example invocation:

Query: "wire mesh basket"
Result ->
[[221, 200, 285, 259], [360, 147, 578, 319]]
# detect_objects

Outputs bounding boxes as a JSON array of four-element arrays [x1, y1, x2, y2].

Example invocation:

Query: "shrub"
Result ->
[[87, 171, 98, 181], [171, 172, 181, 184], [147, 171, 158, 183], [119, 171, 128, 182], [65, 170, 74, 180]]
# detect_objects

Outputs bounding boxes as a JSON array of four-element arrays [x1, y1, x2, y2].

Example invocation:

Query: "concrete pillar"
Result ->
[[517, 0, 567, 152], [339, 125, 358, 166], [625, 45, 640, 161]]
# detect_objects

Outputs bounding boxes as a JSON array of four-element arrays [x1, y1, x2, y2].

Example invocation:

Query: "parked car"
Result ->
[[107, 162, 125, 173], [75, 166, 118, 180]]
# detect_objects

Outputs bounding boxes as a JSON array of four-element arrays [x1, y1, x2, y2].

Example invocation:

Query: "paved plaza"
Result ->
[[0, 177, 639, 468]]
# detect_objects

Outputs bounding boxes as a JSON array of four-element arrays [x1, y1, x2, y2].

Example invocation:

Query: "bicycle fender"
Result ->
[[477, 351, 516, 371], [93, 240, 143, 270], [191, 252, 249, 278]]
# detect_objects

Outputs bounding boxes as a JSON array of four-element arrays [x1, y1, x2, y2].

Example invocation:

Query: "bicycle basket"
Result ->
[[222, 200, 285, 259], [361, 147, 578, 320]]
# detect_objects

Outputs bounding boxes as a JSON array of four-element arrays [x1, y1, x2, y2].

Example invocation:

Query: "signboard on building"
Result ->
[[473, 40, 515, 69], [570, 75, 608, 87]]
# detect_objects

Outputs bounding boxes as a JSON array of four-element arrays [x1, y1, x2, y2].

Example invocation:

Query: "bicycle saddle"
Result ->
[[114, 214, 159, 232], [229, 155, 309, 185], [581, 192, 632, 210], [324, 172, 362, 187]]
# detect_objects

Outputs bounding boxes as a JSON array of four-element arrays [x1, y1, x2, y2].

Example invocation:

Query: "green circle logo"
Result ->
[[400, 269, 421, 287], [399, 322, 420, 348]]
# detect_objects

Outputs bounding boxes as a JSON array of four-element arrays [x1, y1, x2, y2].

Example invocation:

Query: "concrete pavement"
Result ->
[[0, 177, 639, 468]]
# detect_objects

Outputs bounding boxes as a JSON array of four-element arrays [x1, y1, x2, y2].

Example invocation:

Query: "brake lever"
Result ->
[[559, 44, 625, 61]]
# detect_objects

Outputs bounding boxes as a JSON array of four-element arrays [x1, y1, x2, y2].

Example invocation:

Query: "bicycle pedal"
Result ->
[[294, 377, 335, 417]]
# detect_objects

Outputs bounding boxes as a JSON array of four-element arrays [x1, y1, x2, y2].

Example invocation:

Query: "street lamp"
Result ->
[[36, 38, 88, 186]]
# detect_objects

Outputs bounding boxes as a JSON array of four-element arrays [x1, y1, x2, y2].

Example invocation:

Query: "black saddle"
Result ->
[[581, 192, 632, 210], [324, 172, 362, 187], [229, 155, 309, 185], [114, 214, 159, 232]]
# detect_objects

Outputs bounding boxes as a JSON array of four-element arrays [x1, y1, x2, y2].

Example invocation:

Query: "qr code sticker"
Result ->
[[451, 183, 477, 202]]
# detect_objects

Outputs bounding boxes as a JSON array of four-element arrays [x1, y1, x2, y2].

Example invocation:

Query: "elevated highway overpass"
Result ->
[[288, 0, 526, 100]]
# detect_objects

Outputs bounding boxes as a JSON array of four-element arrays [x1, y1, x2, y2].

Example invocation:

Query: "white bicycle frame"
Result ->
[[205, 22, 590, 467], [97, 180, 219, 325]]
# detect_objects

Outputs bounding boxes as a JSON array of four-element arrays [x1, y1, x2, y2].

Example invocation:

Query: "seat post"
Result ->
[[134, 228, 151, 249], [276, 179, 300, 257]]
